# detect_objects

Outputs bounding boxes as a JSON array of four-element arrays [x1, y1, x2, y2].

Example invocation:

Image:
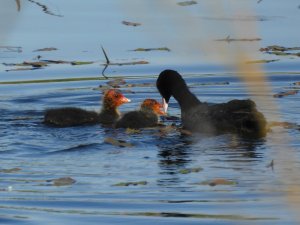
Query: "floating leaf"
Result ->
[[0, 168, 21, 173], [108, 61, 149, 66], [177, 1, 198, 6], [33, 47, 58, 52], [215, 36, 261, 42], [104, 137, 134, 147], [49, 177, 76, 186], [131, 47, 171, 52], [107, 78, 126, 87], [125, 128, 141, 134], [122, 21, 141, 26], [197, 178, 237, 186], [112, 181, 147, 186], [273, 90, 298, 98], [71, 61, 94, 66], [42, 60, 70, 64], [179, 167, 203, 174], [246, 59, 279, 64]]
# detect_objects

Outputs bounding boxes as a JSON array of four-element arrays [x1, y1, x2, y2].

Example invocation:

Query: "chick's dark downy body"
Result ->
[[44, 89, 130, 127], [115, 99, 164, 129]]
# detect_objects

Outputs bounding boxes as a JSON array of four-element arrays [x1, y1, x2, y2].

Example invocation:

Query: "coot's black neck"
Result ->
[[172, 83, 201, 111]]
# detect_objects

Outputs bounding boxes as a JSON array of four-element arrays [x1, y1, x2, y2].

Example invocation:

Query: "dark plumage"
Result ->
[[44, 89, 130, 127], [115, 99, 164, 129], [156, 69, 267, 137]]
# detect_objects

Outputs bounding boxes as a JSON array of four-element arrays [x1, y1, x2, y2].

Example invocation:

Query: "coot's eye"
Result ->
[[114, 94, 119, 98]]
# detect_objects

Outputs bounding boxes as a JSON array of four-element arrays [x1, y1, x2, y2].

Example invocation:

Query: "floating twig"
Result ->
[[215, 35, 261, 43], [27, 0, 63, 17]]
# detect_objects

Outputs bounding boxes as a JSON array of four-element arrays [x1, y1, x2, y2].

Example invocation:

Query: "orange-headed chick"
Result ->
[[115, 99, 165, 129], [44, 89, 130, 127]]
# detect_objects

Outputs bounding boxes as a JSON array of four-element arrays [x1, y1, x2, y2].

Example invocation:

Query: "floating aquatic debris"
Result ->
[[71, 61, 94, 66], [27, 0, 63, 17], [101, 46, 148, 78], [260, 45, 300, 52], [179, 167, 203, 174], [104, 137, 134, 148], [273, 90, 299, 98], [112, 181, 147, 186], [33, 47, 58, 52], [246, 59, 279, 64], [266, 160, 274, 170], [0, 46, 22, 53], [260, 45, 300, 57], [125, 128, 141, 134], [42, 59, 70, 64], [107, 78, 126, 87], [131, 47, 171, 52], [215, 35, 261, 43], [122, 21, 141, 26], [47, 177, 76, 186], [0, 168, 21, 173], [177, 1, 197, 6], [196, 178, 237, 186]]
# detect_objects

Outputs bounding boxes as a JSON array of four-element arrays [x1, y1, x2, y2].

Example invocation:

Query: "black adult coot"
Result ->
[[156, 69, 267, 137], [115, 99, 165, 129], [44, 89, 130, 127]]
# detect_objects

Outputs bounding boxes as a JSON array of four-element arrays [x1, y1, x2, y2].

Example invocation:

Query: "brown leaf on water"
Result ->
[[50, 177, 76, 186], [246, 59, 279, 64], [0, 168, 21, 173], [71, 61, 94, 66], [107, 78, 126, 87], [177, 1, 198, 6], [273, 90, 298, 98], [125, 128, 141, 134], [131, 47, 171, 52], [104, 137, 134, 148], [197, 178, 237, 186], [112, 181, 147, 186], [108, 61, 149, 66], [179, 167, 203, 174], [122, 21, 141, 26], [215, 36, 261, 42], [33, 47, 58, 52], [42, 60, 70, 64]]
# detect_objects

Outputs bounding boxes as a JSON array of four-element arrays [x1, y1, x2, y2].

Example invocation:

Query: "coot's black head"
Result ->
[[156, 69, 186, 104]]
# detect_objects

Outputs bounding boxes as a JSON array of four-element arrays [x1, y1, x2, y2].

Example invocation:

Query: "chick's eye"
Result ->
[[114, 94, 119, 98]]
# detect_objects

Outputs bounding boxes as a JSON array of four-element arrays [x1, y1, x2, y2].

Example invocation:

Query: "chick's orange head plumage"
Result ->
[[141, 99, 165, 115], [103, 89, 131, 107]]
